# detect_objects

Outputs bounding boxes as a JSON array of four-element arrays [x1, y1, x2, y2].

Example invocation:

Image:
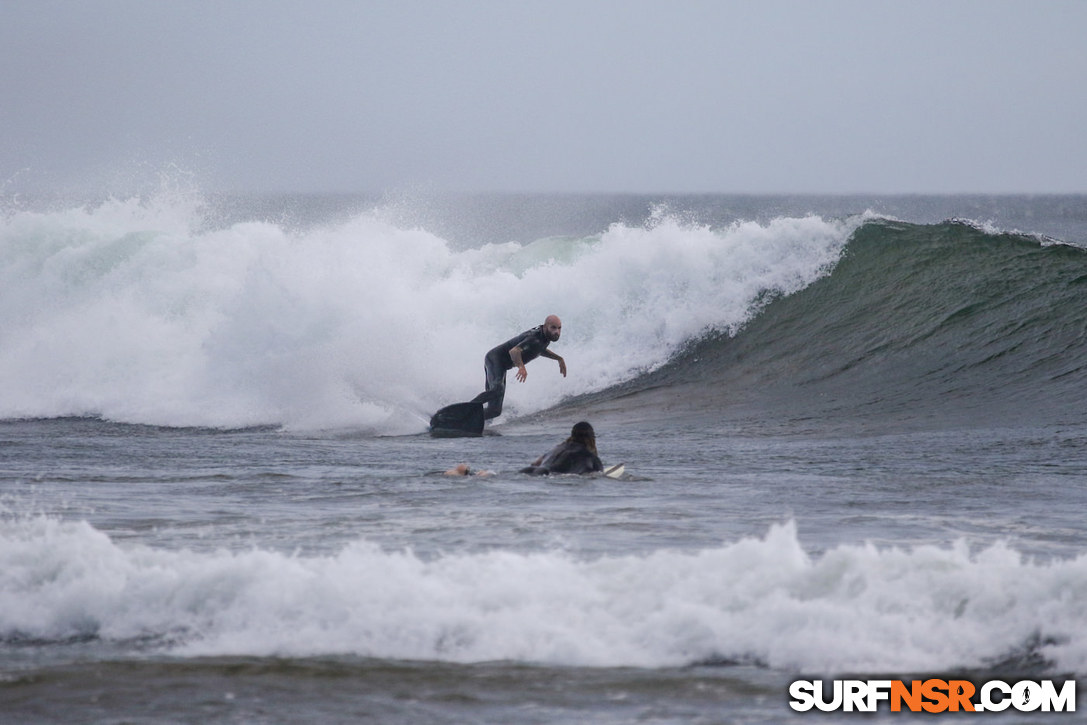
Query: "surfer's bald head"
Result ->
[[544, 315, 562, 341]]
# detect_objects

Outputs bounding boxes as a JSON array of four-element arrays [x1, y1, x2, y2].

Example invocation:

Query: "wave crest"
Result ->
[[0, 195, 855, 430]]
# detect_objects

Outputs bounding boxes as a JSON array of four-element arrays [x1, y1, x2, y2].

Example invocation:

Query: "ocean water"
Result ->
[[2, 192, 1087, 723]]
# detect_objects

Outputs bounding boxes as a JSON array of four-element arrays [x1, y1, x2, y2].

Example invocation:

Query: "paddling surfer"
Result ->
[[521, 421, 603, 475], [471, 315, 566, 420]]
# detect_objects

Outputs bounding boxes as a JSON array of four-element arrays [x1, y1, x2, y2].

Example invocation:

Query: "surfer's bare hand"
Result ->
[[516, 365, 528, 382]]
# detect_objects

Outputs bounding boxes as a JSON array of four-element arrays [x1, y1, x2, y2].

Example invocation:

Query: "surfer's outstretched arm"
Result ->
[[541, 348, 566, 377]]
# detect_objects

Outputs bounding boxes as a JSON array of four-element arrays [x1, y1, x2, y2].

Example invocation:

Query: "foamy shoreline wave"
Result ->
[[2, 515, 1084, 674]]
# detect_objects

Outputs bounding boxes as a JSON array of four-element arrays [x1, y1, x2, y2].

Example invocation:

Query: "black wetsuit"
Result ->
[[471, 326, 551, 420], [520, 440, 603, 476]]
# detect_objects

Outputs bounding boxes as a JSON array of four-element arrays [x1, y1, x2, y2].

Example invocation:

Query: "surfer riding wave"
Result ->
[[471, 314, 566, 420]]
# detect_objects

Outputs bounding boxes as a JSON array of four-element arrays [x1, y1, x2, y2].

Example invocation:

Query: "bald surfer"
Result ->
[[471, 314, 566, 420]]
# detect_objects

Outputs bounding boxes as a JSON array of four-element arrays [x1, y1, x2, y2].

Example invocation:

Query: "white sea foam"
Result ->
[[1, 515, 1084, 673], [0, 194, 855, 431]]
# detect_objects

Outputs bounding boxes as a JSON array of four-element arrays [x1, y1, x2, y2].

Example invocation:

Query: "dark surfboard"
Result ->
[[429, 402, 485, 437]]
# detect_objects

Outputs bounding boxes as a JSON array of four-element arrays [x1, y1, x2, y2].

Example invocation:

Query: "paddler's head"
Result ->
[[569, 421, 597, 454]]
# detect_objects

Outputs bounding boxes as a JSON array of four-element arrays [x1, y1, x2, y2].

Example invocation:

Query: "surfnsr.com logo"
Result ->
[[789, 679, 1076, 713]]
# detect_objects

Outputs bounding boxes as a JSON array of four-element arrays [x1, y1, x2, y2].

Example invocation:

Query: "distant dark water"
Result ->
[[191, 191, 1087, 247]]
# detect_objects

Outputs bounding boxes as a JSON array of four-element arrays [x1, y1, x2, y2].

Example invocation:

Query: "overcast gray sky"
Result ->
[[2, 0, 1085, 195]]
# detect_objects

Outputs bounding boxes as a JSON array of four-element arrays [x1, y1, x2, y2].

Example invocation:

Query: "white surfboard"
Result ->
[[603, 463, 625, 479]]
